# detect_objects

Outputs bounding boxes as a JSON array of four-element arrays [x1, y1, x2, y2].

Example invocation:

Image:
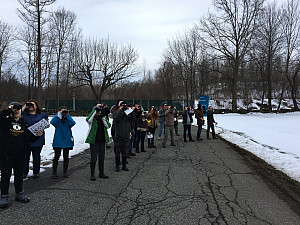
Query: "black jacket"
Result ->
[[183, 110, 194, 125], [207, 110, 215, 123], [0, 109, 37, 161]]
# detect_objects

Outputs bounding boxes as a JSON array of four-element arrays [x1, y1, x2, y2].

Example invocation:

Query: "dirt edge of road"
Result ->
[[220, 137, 300, 216]]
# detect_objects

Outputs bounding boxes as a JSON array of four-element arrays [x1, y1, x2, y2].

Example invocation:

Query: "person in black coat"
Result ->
[[207, 106, 218, 139], [182, 106, 195, 142], [0, 102, 42, 208]]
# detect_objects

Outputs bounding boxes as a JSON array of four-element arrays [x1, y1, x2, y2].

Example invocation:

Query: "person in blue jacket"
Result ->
[[50, 106, 76, 179]]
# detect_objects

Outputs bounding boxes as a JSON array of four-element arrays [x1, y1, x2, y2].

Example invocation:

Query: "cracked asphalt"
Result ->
[[1, 126, 300, 225]]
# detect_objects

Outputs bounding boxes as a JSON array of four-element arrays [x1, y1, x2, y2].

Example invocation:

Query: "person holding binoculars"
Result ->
[[50, 106, 76, 179], [162, 106, 178, 148], [86, 103, 111, 181], [113, 101, 134, 172], [0, 102, 42, 208], [22, 101, 48, 179]]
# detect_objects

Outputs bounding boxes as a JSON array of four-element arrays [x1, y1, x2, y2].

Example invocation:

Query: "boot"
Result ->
[[90, 162, 96, 181], [15, 192, 30, 203], [148, 139, 151, 148], [115, 157, 120, 172], [151, 138, 156, 148], [52, 159, 58, 179], [63, 160, 69, 178], [0, 195, 9, 208], [99, 161, 109, 179], [122, 155, 129, 171]]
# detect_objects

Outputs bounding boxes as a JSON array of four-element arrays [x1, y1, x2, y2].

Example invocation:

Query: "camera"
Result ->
[[122, 104, 128, 111]]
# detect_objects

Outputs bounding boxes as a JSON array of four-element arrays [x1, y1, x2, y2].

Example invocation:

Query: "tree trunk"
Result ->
[[232, 62, 239, 112], [266, 56, 272, 112], [37, 0, 42, 107], [276, 86, 285, 113]]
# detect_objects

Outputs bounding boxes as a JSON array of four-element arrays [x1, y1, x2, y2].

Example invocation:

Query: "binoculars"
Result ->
[[12, 104, 22, 110], [26, 102, 34, 107]]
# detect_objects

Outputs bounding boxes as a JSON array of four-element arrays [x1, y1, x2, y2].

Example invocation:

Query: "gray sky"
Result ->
[[0, 0, 212, 72]]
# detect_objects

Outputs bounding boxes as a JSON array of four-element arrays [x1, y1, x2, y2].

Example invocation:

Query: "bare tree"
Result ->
[[0, 20, 13, 82], [254, 1, 283, 111], [74, 38, 139, 102], [49, 7, 77, 109], [164, 28, 202, 106], [17, 0, 57, 105], [281, 0, 300, 110], [198, 0, 264, 111]]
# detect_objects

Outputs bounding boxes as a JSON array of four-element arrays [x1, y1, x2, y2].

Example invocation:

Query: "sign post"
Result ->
[[198, 95, 209, 116]]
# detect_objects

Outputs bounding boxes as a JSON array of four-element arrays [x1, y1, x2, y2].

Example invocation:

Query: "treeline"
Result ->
[[108, 0, 300, 112], [0, 0, 139, 110], [0, 0, 299, 112]]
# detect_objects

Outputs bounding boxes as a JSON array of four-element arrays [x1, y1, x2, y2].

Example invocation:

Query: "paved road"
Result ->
[[1, 126, 300, 225]]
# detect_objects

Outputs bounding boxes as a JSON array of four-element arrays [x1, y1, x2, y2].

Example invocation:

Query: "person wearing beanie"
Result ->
[[0, 102, 42, 208]]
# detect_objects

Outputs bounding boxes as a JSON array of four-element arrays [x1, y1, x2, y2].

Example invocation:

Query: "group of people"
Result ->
[[157, 103, 218, 144], [0, 99, 218, 208]]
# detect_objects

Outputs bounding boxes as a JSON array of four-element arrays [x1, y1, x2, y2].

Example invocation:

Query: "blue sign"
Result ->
[[198, 95, 209, 116]]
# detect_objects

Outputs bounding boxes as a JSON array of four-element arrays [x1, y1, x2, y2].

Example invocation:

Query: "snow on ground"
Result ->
[[208, 98, 299, 110], [19, 116, 111, 180], [6, 113, 300, 183], [192, 112, 300, 182]]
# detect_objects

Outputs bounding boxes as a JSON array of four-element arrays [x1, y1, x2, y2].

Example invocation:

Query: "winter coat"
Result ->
[[183, 110, 194, 125], [147, 109, 159, 128], [165, 108, 178, 126], [85, 110, 111, 144], [207, 110, 215, 123], [195, 109, 204, 126], [137, 114, 149, 132], [0, 109, 37, 161], [158, 108, 166, 123], [50, 112, 76, 149], [22, 111, 48, 147], [113, 109, 134, 139]]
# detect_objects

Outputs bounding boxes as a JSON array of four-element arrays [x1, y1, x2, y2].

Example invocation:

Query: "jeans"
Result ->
[[128, 128, 135, 152], [136, 130, 146, 151], [197, 125, 202, 138], [183, 124, 192, 141], [24, 146, 43, 176], [158, 121, 165, 138], [207, 123, 216, 138]]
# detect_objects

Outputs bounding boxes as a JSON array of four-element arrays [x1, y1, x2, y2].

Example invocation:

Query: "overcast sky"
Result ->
[[0, 0, 213, 73]]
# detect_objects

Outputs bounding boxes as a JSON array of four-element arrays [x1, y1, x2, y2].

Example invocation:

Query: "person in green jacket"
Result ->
[[85, 104, 111, 181]]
